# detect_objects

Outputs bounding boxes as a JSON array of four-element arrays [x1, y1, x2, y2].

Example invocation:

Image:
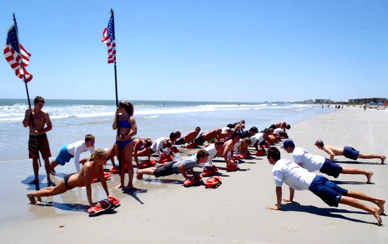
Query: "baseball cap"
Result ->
[[281, 140, 295, 149]]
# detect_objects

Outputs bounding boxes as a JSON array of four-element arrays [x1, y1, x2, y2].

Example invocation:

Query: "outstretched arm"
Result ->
[[84, 166, 93, 206], [283, 187, 294, 202], [268, 186, 282, 210], [324, 147, 335, 161]]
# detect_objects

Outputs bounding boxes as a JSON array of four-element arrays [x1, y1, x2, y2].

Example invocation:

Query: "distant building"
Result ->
[[348, 97, 387, 104], [315, 99, 333, 104]]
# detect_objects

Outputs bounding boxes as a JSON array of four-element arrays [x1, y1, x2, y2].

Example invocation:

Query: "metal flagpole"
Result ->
[[111, 9, 122, 176], [13, 13, 41, 167]]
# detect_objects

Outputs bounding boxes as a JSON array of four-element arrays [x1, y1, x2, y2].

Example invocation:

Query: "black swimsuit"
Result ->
[[63, 173, 75, 189]]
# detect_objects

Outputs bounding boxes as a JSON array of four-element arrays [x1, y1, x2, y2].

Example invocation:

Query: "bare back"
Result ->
[[324, 145, 344, 156]]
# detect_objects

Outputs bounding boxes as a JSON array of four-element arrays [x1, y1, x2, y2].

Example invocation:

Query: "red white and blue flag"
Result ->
[[4, 23, 33, 82], [102, 14, 116, 64]]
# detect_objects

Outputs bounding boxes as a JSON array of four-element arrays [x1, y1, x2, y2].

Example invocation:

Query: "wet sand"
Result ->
[[1, 107, 388, 243]]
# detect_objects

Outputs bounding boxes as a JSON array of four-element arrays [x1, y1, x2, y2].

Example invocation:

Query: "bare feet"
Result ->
[[376, 199, 385, 214], [366, 171, 373, 184], [27, 194, 36, 204], [136, 173, 143, 180], [115, 184, 124, 189], [29, 179, 39, 185], [380, 156, 386, 165], [371, 207, 382, 226]]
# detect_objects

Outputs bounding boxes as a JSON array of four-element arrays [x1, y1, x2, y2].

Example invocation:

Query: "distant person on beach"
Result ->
[[27, 148, 115, 206], [223, 133, 241, 166], [175, 127, 201, 146], [273, 128, 288, 140], [50, 134, 95, 175], [22, 96, 54, 186], [282, 140, 374, 183], [194, 129, 222, 145], [133, 138, 153, 166], [136, 149, 209, 180], [234, 137, 252, 156], [314, 140, 386, 165], [239, 126, 258, 139], [266, 147, 384, 226], [113, 101, 137, 192], [204, 140, 225, 165], [269, 121, 290, 133], [151, 137, 172, 157], [251, 129, 269, 151], [227, 120, 245, 130], [218, 127, 233, 141]]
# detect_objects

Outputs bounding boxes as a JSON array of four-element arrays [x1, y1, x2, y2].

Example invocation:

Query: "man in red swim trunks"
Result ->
[[22, 96, 54, 187]]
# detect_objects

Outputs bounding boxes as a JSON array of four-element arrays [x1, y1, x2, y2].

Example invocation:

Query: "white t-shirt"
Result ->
[[151, 137, 166, 157], [292, 147, 325, 172], [250, 133, 264, 146], [67, 140, 95, 173], [205, 144, 217, 165], [274, 128, 282, 135], [234, 140, 242, 153], [272, 159, 315, 191]]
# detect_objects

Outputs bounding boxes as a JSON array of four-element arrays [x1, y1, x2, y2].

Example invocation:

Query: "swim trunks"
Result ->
[[309, 175, 348, 207], [343, 146, 359, 160], [175, 137, 186, 145], [56, 145, 74, 165], [63, 173, 75, 189], [269, 124, 277, 130], [28, 134, 51, 159], [194, 134, 205, 145], [319, 159, 343, 178], [154, 162, 175, 177], [116, 139, 133, 148]]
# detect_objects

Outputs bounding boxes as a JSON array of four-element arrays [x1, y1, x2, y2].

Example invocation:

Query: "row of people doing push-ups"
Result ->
[[25, 99, 385, 224]]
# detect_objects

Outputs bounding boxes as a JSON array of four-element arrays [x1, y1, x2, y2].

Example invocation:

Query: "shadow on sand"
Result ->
[[281, 201, 378, 225]]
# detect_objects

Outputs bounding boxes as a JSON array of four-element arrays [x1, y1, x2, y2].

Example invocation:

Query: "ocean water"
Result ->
[[0, 99, 333, 163]]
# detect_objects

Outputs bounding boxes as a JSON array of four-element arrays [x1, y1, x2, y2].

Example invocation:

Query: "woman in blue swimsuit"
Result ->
[[113, 101, 137, 191]]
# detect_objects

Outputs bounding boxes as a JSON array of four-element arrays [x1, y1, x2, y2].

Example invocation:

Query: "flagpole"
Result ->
[[13, 13, 40, 167], [111, 9, 122, 176]]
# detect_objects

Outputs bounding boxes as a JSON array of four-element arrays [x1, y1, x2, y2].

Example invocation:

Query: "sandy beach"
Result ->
[[1, 107, 388, 244]]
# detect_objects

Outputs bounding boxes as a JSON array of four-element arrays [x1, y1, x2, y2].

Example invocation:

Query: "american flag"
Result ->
[[102, 15, 116, 64], [3, 23, 33, 82]]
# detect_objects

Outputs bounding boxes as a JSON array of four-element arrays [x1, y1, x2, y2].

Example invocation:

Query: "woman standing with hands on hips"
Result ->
[[113, 101, 137, 192]]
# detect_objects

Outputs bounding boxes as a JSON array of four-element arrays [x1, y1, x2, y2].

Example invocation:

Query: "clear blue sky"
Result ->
[[1, 0, 387, 102]]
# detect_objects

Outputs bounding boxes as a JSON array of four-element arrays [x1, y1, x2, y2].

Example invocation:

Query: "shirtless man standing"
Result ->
[[22, 96, 54, 186], [315, 140, 386, 164], [175, 127, 201, 146]]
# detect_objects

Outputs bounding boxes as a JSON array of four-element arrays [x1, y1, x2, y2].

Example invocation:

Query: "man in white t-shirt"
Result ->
[[50, 134, 95, 174], [204, 141, 225, 166], [282, 140, 373, 183], [150, 137, 171, 157], [266, 147, 384, 226]]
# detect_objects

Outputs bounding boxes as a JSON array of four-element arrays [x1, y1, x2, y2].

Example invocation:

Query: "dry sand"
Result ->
[[1, 107, 388, 244]]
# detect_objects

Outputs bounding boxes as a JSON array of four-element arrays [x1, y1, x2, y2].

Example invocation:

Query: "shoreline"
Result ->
[[2, 107, 388, 243]]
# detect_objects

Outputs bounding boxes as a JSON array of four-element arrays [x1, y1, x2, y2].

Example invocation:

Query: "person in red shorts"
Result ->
[[22, 96, 54, 187]]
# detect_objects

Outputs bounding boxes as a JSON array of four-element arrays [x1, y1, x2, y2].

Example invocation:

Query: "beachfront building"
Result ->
[[315, 99, 333, 104], [348, 97, 387, 105]]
